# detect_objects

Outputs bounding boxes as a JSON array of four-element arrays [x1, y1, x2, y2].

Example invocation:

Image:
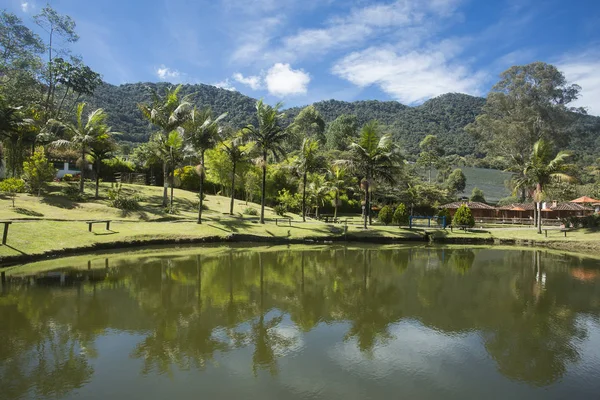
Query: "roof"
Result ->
[[551, 202, 591, 211], [497, 203, 535, 211], [571, 196, 600, 203], [440, 201, 495, 210]]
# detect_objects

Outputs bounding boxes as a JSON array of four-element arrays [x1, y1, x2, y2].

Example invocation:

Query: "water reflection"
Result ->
[[2, 246, 600, 399]]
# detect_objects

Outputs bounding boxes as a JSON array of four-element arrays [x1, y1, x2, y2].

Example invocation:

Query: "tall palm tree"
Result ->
[[221, 129, 253, 215], [184, 107, 227, 224], [293, 138, 323, 221], [46, 103, 112, 194], [243, 100, 287, 224], [514, 139, 574, 234], [138, 85, 190, 206], [346, 120, 403, 229], [327, 164, 349, 220], [308, 173, 329, 219]]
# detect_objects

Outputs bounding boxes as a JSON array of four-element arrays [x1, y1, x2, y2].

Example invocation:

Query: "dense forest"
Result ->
[[86, 83, 600, 160]]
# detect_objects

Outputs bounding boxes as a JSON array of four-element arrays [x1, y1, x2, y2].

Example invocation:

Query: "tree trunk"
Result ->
[[368, 190, 373, 225], [198, 151, 205, 224], [162, 161, 168, 207], [538, 201, 543, 234], [363, 181, 369, 229], [260, 150, 267, 224], [334, 190, 339, 219], [302, 171, 307, 222], [79, 147, 85, 194], [229, 160, 236, 216], [95, 161, 100, 199]]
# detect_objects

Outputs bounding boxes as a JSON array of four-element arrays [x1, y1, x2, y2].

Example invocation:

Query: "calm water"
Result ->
[[2, 245, 600, 399]]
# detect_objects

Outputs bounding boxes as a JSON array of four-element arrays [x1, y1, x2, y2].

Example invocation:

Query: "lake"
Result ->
[[1, 245, 600, 399]]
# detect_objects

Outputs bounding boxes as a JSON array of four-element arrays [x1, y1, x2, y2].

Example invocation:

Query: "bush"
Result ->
[[61, 184, 85, 201], [469, 187, 486, 203], [453, 204, 475, 227], [437, 208, 452, 227], [62, 173, 76, 182], [0, 178, 25, 207], [22, 147, 56, 196], [174, 166, 200, 191], [277, 189, 301, 213], [378, 205, 393, 225], [392, 203, 409, 226], [274, 204, 287, 216], [243, 207, 258, 216], [108, 183, 140, 210], [101, 158, 135, 182]]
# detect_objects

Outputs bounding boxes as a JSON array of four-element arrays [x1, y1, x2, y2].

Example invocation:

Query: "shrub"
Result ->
[[378, 205, 393, 225], [0, 178, 25, 207], [101, 158, 135, 182], [62, 173, 75, 182], [469, 187, 486, 203], [453, 204, 475, 228], [437, 208, 452, 227], [62, 184, 85, 201], [108, 183, 140, 210], [174, 166, 200, 191], [273, 204, 288, 216], [392, 203, 409, 226], [22, 147, 56, 196], [243, 207, 258, 216], [277, 189, 301, 213]]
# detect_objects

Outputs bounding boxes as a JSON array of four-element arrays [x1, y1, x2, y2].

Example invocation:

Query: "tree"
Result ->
[[453, 204, 475, 228], [138, 85, 190, 207], [437, 208, 452, 227], [446, 168, 466, 193], [45, 103, 112, 194], [184, 107, 227, 223], [243, 100, 287, 224], [0, 177, 25, 207], [293, 138, 324, 222], [470, 187, 486, 203], [34, 6, 79, 118], [514, 139, 574, 234], [22, 147, 56, 196], [155, 130, 185, 212], [418, 135, 443, 183], [326, 164, 349, 219], [378, 205, 393, 225], [325, 114, 358, 151], [51, 57, 101, 118], [89, 136, 117, 199], [467, 62, 583, 164], [347, 120, 403, 229], [221, 130, 253, 215], [393, 204, 409, 227], [288, 105, 325, 149], [307, 173, 329, 219], [0, 11, 44, 75]]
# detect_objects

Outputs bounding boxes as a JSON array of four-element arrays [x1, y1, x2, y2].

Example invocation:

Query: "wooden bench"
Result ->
[[87, 220, 112, 232], [543, 228, 572, 237], [275, 217, 292, 227], [0, 221, 12, 245]]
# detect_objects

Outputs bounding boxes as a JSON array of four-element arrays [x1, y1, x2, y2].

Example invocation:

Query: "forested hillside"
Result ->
[[87, 82, 599, 159]]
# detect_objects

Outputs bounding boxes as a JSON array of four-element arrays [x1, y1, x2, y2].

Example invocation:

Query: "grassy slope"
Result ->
[[0, 182, 421, 260]]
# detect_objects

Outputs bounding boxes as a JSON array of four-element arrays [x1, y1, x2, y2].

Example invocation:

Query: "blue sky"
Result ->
[[7, 0, 600, 113]]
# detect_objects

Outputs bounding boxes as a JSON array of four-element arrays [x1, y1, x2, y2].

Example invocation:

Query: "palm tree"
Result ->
[[293, 138, 323, 221], [514, 139, 574, 234], [243, 100, 287, 224], [346, 120, 403, 229], [89, 135, 118, 199], [138, 85, 190, 206], [46, 103, 111, 194], [327, 164, 349, 220], [308, 173, 329, 219], [221, 129, 253, 215], [184, 107, 227, 224]]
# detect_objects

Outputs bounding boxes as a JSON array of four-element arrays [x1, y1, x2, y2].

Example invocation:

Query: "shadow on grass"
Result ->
[[1, 244, 26, 255], [41, 195, 78, 209], [92, 230, 119, 236], [14, 208, 44, 217]]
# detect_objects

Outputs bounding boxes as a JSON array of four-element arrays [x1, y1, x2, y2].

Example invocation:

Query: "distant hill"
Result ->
[[87, 82, 600, 159]]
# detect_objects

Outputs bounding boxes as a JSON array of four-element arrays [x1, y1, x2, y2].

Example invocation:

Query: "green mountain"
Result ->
[[87, 82, 600, 159]]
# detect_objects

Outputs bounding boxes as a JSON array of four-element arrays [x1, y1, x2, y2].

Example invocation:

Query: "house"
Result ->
[[51, 159, 92, 179], [541, 201, 593, 219], [439, 201, 496, 219]]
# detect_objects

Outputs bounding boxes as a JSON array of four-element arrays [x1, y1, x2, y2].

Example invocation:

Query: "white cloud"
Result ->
[[332, 46, 483, 104], [232, 72, 262, 90], [265, 63, 310, 97], [21, 1, 30, 12], [558, 53, 600, 116], [155, 65, 181, 81], [213, 79, 237, 91]]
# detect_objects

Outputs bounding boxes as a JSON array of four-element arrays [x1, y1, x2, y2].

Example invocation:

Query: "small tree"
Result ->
[[453, 204, 475, 228], [437, 208, 452, 228], [470, 187, 486, 203], [0, 177, 25, 207], [22, 147, 56, 196], [393, 203, 409, 226], [378, 205, 393, 225], [446, 168, 466, 193]]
